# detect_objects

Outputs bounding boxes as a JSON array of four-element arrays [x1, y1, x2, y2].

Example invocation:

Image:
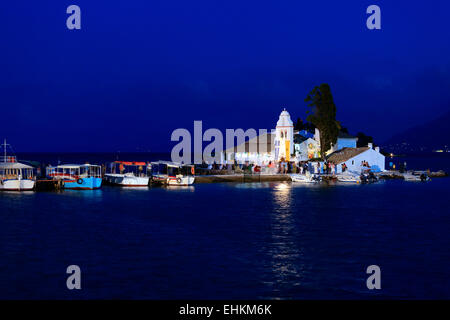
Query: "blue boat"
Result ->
[[46, 164, 102, 190]]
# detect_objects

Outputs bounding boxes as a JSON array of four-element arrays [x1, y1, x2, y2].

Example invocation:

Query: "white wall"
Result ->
[[337, 148, 385, 173], [295, 138, 319, 161]]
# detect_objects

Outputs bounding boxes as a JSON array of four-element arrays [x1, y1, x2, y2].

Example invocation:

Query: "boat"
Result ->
[[104, 161, 151, 187], [150, 161, 195, 186], [0, 140, 36, 191], [359, 169, 378, 183], [290, 173, 321, 183], [46, 164, 102, 190], [403, 172, 430, 182], [336, 171, 361, 183]]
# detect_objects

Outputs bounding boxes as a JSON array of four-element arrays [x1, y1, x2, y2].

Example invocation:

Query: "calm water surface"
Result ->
[[1, 154, 450, 299]]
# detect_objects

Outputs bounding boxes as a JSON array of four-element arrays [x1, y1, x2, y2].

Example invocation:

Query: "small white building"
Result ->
[[330, 132, 358, 153], [327, 143, 385, 173], [313, 129, 359, 155], [294, 137, 320, 161]]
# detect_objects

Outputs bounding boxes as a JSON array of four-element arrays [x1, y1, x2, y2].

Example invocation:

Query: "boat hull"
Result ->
[[290, 174, 320, 183], [0, 179, 35, 191], [336, 173, 361, 183], [167, 176, 195, 186], [152, 175, 195, 186], [63, 177, 102, 190], [104, 174, 149, 187], [403, 174, 429, 182]]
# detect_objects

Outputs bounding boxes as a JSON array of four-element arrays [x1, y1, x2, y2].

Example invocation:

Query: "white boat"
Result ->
[[0, 140, 35, 191], [360, 170, 379, 183], [336, 171, 361, 183], [104, 161, 151, 187], [151, 161, 195, 186], [403, 172, 430, 182], [403, 174, 421, 182], [290, 173, 321, 183], [105, 173, 150, 186]]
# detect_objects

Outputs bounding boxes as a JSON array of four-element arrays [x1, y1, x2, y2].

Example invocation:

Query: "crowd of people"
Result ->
[[279, 160, 339, 175], [195, 158, 355, 176]]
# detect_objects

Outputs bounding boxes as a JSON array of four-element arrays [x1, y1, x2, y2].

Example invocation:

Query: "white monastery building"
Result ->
[[221, 108, 385, 172]]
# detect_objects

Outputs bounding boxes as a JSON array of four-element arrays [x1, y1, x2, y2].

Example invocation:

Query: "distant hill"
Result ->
[[383, 109, 450, 153]]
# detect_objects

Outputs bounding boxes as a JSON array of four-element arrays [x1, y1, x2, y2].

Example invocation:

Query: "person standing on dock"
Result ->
[[331, 162, 336, 175]]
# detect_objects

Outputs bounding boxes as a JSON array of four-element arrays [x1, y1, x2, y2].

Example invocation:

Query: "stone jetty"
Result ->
[[377, 170, 448, 180]]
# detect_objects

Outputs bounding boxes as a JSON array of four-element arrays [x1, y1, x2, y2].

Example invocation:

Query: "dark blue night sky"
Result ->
[[1, 1, 449, 152]]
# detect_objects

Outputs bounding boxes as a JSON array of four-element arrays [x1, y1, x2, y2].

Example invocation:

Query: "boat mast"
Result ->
[[2, 139, 6, 162], [1, 139, 13, 163]]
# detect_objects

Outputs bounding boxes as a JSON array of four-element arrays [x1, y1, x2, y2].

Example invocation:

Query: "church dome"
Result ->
[[276, 108, 293, 127]]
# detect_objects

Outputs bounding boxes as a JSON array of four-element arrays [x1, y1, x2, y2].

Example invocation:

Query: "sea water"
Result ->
[[0, 153, 449, 299]]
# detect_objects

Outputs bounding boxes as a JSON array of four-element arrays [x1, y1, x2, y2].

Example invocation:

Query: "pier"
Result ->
[[377, 170, 448, 180], [195, 170, 448, 184], [35, 179, 64, 191], [194, 174, 291, 183]]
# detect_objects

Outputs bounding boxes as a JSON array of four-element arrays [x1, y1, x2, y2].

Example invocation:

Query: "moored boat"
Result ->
[[336, 171, 361, 183], [104, 161, 151, 187], [359, 169, 378, 184], [0, 140, 35, 191], [290, 173, 321, 183], [151, 161, 195, 186], [403, 172, 430, 182], [46, 164, 102, 190]]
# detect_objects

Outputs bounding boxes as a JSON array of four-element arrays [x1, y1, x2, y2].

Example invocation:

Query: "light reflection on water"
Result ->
[[273, 183, 292, 209], [264, 182, 306, 297], [163, 186, 195, 192], [0, 191, 35, 197], [58, 189, 104, 202], [62, 189, 103, 196]]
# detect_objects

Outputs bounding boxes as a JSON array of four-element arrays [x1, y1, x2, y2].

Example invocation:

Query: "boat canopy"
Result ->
[[47, 163, 102, 178], [53, 164, 101, 169], [108, 161, 150, 174], [113, 161, 147, 166], [151, 161, 194, 177], [151, 161, 186, 168], [0, 162, 33, 169]]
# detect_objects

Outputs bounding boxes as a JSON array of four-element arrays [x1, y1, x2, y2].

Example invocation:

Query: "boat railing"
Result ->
[[48, 172, 78, 180]]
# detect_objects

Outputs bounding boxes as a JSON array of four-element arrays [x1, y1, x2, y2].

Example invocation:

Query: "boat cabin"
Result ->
[[0, 140, 36, 191], [150, 161, 195, 185], [0, 161, 35, 180], [108, 161, 151, 177], [47, 164, 102, 180], [151, 161, 194, 177]]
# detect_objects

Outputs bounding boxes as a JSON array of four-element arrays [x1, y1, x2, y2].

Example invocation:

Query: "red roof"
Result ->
[[114, 161, 147, 166]]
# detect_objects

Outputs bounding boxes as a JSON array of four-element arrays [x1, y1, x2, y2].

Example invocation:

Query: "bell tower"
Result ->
[[275, 108, 294, 161]]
